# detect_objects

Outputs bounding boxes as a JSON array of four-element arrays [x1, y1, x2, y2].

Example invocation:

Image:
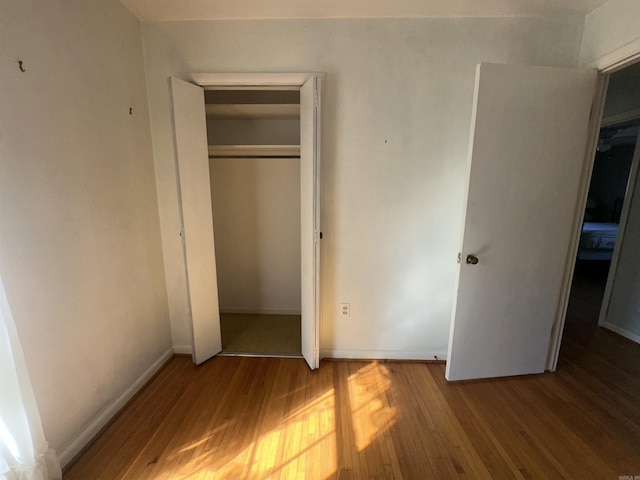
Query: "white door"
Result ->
[[300, 76, 321, 370], [170, 77, 222, 365], [446, 63, 597, 381]]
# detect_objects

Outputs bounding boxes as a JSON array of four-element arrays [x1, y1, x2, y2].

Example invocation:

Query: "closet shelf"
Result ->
[[205, 104, 300, 119], [208, 145, 301, 158]]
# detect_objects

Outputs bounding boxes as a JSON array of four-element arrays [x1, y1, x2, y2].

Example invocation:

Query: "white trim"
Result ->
[[203, 86, 300, 91], [313, 76, 322, 370], [601, 108, 640, 127], [584, 38, 640, 73], [219, 308, 302, 315], [601, 322, 640, 345], [598, 129, 640, 326], [173, 344, 193, 355], [546, 74, 609, 372], [321, 349, 448, 361], [190, 72, 317, 87], [59, 347, 174, 467]]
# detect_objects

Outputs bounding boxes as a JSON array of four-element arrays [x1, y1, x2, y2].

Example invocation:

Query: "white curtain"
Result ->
[[0, 275, 61, 480]]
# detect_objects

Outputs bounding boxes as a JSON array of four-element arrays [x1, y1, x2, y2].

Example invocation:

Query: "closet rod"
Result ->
[[203, 86, 300, 91]]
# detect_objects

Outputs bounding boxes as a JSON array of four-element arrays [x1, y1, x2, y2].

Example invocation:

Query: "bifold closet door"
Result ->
[[300, 76, 321, 370], [170, 77, 222, 365]]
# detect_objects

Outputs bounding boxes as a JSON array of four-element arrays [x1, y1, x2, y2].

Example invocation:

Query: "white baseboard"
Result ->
[[173, 344, 193, 355], [601, 322, 640, 344], [320, 349, 448, 362], [59, 347, 174, 467], [220, 308, 301, 315]]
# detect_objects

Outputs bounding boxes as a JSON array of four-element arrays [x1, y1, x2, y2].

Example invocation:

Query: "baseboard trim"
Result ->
[[601, 322, 640, 344], [59, 346, 174, 467], [220, 308, 302, 315], [173, 344, 193, 355], [320, 349, 448, 362]]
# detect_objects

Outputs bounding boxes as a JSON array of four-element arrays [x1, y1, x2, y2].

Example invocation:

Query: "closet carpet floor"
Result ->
[[220, 313, 301, 356]]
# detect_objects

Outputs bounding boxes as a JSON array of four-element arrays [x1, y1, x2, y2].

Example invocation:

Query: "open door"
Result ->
[[169, 77, 222, 365], [300, 76, 321, 370], [446, 63, 597, 381]]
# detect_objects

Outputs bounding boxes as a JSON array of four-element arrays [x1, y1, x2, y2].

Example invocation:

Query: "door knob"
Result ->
[[465, 254, 479, 265]]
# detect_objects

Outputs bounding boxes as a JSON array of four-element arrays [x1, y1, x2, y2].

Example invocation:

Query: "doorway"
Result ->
[[560, 61, 640, 356]]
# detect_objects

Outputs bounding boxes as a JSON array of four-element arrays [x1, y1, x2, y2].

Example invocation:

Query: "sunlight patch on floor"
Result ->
[[347, 363, 396, 452], [165, 388, 337, 479], [152, 362, 397, 479]]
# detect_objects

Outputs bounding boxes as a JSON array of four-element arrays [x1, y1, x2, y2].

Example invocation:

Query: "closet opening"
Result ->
[[205, 88, 303, 357], [170, 73, 320, 368]]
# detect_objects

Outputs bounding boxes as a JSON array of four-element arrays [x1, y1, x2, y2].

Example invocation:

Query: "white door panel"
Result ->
[[300, 76, 320, 370], [446, 64, 597, 381], [170, 77, 222, 365]]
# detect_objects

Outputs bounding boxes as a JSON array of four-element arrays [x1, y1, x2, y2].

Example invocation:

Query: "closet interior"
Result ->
[[205, 88, 303, 356]]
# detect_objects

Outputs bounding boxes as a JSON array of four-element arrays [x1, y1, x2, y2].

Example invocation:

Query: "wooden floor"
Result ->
[[66, 262, 640, 479], [65, 326, 640, 479]]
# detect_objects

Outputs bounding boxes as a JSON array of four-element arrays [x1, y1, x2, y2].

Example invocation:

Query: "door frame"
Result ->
[[547, 53, 640, 371], [186, 72, 322, 367]]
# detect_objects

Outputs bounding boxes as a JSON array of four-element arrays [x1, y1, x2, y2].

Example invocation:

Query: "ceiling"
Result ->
[[120, 0, 610, 22]]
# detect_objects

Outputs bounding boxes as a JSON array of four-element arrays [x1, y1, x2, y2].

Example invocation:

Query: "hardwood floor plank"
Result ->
[[429, 365, 529, 480]]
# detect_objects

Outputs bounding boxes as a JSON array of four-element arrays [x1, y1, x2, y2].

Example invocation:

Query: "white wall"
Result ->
[[580, 0, 640, 68], [141, 17, 583, 358], [0, 0, 170, 462], [210, 158, 301, 314]]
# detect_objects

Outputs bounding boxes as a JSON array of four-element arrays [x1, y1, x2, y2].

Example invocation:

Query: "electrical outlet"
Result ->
[[341, 302, 351, 317]]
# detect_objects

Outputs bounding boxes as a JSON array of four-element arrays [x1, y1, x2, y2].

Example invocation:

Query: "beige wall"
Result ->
[[141, 17, 583, 358], [208, 118, 300, 145], [0, 0, 170, 462], [580, 0, 640, 69], [210, 158, 301, 314]]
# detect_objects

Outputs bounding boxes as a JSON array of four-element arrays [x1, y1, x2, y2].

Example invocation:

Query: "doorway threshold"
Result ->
[[218, 352, 303, 359]]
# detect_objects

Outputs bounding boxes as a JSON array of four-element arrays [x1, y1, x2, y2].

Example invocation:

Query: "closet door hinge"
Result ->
[[314, 89, 319, 108]]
